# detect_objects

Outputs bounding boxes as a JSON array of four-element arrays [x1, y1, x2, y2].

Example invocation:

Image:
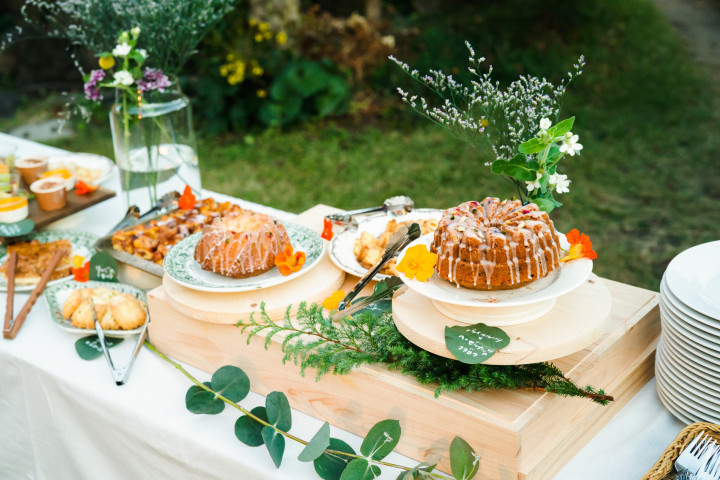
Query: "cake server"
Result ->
[[325, 195, 415, 227], [337, 222, 421, 311]]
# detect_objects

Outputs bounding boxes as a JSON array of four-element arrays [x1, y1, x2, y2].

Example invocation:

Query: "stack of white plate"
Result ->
[[656, 240, 720, 423]]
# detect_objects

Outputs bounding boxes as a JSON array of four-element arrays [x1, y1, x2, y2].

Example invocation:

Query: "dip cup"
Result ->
[[30, 177, 67, 211], [0, 196, 29, 223], [16, 156, 49, 186]]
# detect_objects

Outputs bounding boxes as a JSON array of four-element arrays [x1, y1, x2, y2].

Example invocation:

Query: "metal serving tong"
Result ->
[[107, 190, 181, 234], [337, 222, 421, 311], [90, 298, 149, 385], [325, 195, 415, 228]]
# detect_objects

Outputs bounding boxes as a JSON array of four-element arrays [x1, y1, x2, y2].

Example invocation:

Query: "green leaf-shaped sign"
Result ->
[[360, 419, 401, 461], [75, 335, 123, 360], [261, 425, 285, 468], [491, 154, 538, 182], [548, 116, 574, 138], [314, 438, 355, 480], [211, 365, 250, 403], [444, 323, 510, 364], [339, 458, 381, 480], [234, 406, 268, 447], [185, 382, 224, 415], [266, 391, 292, 431], [449, 437, 480, 480], [298, 421, 331, 462], [89, 252, 119, 282], [0, 218, 34, 237]]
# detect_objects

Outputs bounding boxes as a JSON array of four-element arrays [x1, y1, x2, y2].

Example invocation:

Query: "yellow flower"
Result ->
[[276, 32, 288, 45], [99, 56, 115, 70], [396, 244, 437, 282], [72, 255, 86, 269], [219, 65, 229, 76], [480, 117, 488, 127], [226, 53, 235, 61], [258, 22, 270, 32], [322, 290, 346, 311], [254, 33, 263, 42], [249, 18, 258, 27], [256, 89, 267, 98], [252, 66, 264, 76]]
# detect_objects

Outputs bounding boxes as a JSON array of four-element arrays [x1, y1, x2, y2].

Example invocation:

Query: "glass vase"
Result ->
[[109, 82, 201, 211]]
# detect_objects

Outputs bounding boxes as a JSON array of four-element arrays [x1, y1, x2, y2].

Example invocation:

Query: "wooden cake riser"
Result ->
[[147, 276, 660, 480]]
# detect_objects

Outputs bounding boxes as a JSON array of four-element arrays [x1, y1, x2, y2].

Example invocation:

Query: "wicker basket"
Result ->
[[642, 422, 720, 480]]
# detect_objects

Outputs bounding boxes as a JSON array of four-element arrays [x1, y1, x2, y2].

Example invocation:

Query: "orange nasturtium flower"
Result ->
[[322, 290, 346, 311], [75, 180, 99, 195], [396, 244, 437, 282], [72, 256, 90, 282], [321, 218, 334, 241], [274, 245, 306, 276], [178, 185, 196, 210], [561, 229, 597, 262]]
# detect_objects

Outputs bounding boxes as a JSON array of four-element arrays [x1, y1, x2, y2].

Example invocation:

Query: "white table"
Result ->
[[0, 133, 685, 480]]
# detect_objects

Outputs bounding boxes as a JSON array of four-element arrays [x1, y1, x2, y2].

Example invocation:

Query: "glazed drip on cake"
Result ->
[[430, 198, 562, 290], [194, 211, 290, 278]]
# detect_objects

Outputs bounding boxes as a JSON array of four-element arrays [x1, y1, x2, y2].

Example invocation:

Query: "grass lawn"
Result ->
[[5, 0, 719, 291]]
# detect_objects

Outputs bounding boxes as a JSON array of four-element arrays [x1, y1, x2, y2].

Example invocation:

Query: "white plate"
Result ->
[[661, 275, 720, 333], [664, 240, 720, 320], [163, 222, 325, 293], [656, 349, 720, 413], [0, 230, 98, 292], [48, 153, 115, 186], [328, 209, 444, 280], [43, 280, 147, 336], [661, 326, 720, 374], [659, 337, 720, 392], [661, 291, 720, 339], [660, 302, 720, 359], [395, 232, 592, 307]]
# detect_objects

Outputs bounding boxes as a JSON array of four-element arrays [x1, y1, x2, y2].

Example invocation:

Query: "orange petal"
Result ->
[[322, 290, 345, 310], [565, 228, 581, 245]]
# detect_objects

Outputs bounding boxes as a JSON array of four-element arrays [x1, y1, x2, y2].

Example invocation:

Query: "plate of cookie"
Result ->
[[44, 280, 148, 336], [328, 209, 443, 280]]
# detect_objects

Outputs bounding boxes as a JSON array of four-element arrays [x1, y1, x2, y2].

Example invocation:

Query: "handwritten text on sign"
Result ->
[[444, 323, 511, 364]]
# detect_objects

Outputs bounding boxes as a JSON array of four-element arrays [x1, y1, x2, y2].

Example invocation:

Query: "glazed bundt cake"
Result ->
[[194, 210, 291, 278], [431, 198, 562, 290]]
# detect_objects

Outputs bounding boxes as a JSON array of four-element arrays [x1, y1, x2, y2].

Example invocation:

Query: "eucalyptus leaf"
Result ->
[[396, 463, 436, 480], [75, 335, 124, 360], [339, 458, 381, 480], [491, 155, 538, 182], [314, 438, 356, 480], [298, 421, 331, 462], [211, 365, 250, 403], [266, 391, 292, 431], [449, 436, 480, 480], [185, 382, 224, 415], [518, 138, 546, 155], [360, 419, 401, 461], [261, 425, 285, 468], [234, 406, 269, 447], [548, 116, 574, 138], [445, 323, 510, 364]]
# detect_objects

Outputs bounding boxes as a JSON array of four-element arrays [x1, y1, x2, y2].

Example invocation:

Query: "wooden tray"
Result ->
[[147, 205, 661, 479], [29, 186, 115, 230]]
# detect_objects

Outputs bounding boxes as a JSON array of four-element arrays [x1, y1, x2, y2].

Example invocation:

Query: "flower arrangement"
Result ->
[[390, 43, 585, 212]]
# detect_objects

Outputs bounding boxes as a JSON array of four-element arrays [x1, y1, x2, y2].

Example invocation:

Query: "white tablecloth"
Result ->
[[0, 133, 686, 480]]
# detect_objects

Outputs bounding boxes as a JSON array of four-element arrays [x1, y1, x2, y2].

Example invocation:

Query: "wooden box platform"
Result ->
[[147, 206, 660, 479]]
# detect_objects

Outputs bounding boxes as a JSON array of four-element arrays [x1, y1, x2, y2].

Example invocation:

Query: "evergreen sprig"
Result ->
[[237, 304, 613, 405]]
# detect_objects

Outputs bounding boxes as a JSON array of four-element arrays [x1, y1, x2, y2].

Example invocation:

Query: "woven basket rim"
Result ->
[[642, 422, 720, 480]]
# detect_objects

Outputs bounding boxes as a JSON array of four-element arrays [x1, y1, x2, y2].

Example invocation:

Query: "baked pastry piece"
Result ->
[[62, 287, 146, 330], [431, 198, 562, 290], [0, 239, 73, 284], [194, 210, 291, 278]]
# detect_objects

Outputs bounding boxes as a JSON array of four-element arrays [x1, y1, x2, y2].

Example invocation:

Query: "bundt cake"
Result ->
[[431, 198, 562, 290], [194, 210, 291, 278]]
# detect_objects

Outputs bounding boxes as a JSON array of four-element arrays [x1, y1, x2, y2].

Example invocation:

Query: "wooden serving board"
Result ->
[[28, 186, 115, 230], [147, 204, 661, 479]]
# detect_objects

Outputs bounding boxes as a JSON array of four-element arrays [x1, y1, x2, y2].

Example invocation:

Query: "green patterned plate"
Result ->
[[163, 222, 325, 292], [44, 280, 147, 336], [0, 230, 98, 292]]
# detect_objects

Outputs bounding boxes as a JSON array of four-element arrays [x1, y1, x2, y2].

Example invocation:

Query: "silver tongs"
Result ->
[[326, 196, 415, 228], [337, 222, 421, 311], [106, 190, 181, 234], [90, 298, 149, 385]]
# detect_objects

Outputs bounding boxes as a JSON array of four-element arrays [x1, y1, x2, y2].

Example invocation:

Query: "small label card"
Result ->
[[444, 323, 510, 364], [89, 251, 119, 282], [0, 218, 34, 237], [75, 335, 124, 360]]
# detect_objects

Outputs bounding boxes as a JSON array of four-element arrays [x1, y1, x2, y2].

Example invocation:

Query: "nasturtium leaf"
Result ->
[[0, 218, 34, 237], [185, 381, 225, 415], [234, 406, 269, 447], [314, 438, 356, 480], [89, 252, 119, 282], [491, 155, 538, 182], [261, 425, 285, 468], [518, 138, 546, 155], [211, 365, 250, 403], [266, 391, 292, 431], [444, 323, 510, 364], [339, 458, 380, 480], [449, 436, 480, 480], [360, 419, 401, 461], [75, 335, 123, 360], [548, 116, 574, 138], [298, 421, 331, 462]]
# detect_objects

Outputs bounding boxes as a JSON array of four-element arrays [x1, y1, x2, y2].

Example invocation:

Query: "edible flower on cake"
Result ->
[[322, 290, 345, 310], [397, 244, 437, 282], [274, 244, 305, 276], [560, 229, 597, 262]]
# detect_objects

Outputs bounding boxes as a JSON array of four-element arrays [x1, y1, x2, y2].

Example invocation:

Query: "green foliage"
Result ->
[[261, 425, 286, 468], [235, 406, 268, 447], [314, 438, 356, 480], [211, 365, 250, 403], [360, 419, 401, 461], [444, 323, 511, 364], [299, 422, 331, 462], [185, 381, 225, 414], [340, 458, 381, 480], [449, 437, 479, 480]]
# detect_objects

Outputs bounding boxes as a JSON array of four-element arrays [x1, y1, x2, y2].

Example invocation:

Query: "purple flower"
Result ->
[[137, 67, 171, 92], [83, 69, 105, 101]]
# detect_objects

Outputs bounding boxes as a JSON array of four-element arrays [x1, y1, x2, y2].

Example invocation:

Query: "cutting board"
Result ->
[[28, 186, 115, 230]]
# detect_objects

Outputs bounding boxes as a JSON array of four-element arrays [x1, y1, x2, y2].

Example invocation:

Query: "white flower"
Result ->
[[526, 172, 543, 192], [112, 70, 134, 86], [136, 49, 147, 59], [559, 133, 583, 156], [550, 173, 571, 194], [112, 42, 132, 57], [131, 27, 141, 36], [539, 118, 551, 130]]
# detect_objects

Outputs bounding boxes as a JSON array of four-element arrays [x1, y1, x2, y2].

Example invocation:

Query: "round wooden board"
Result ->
[[392, 274, 612, 365], [162, 251, 346, 324]]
